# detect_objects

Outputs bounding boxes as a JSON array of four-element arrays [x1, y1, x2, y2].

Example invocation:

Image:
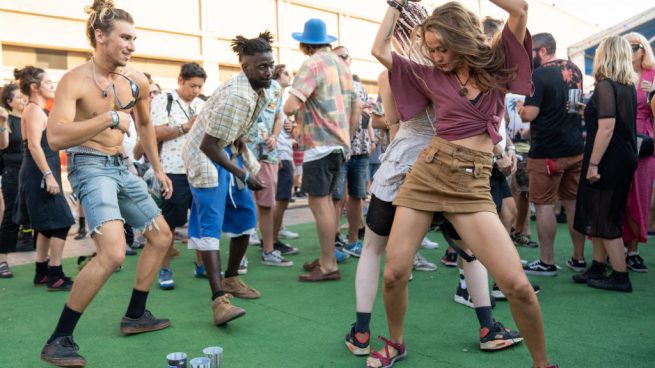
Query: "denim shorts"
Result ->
[[67, 153, 161, 235], [332, 154, 369, 200]]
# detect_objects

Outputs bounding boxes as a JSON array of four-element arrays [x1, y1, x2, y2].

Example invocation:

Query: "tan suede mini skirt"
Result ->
[[393, 136, 496, 214]]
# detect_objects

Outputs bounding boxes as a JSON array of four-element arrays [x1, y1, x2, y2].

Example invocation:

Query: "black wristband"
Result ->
[[387, 0, 404, 12]]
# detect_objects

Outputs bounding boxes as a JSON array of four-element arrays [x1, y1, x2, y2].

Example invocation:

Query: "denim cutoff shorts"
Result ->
[[67, 153, 161, 235]]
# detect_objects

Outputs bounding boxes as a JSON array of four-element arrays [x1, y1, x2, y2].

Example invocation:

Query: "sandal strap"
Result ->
[[377, 336, 406, 358]]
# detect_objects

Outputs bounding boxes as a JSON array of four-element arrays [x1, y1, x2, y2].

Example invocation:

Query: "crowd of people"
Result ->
[[0, 0, 654, 367]]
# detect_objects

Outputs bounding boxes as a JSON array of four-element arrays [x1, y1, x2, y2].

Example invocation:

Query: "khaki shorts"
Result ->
[[528, 154, 582, 204], [394, 137, 496, 214]]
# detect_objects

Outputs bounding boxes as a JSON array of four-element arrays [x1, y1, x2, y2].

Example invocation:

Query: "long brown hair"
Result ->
[[85, 0, 134, 48], [416, 2, 515, 93]]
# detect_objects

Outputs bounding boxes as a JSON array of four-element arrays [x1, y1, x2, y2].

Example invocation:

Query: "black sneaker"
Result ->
[[441, 251, 458, 267], [454, 284, 474, 308], [479, 320, 523, 351], [572, 261, 607, 284], [47, 276, 74, 291], [34, 274, 50, 286], [587, 272, 632, 292], [125, 245, 137, 256], [344, 324, 370, 356], [626, 254, 648, 273], [274, 241, 299, 255], [490, 283, 541, 300], [120, 310, 171, 335], [523, 260, 558, 276], [74, 228, 87, 241], [41, 336, 86, 367], [565, 258, 587, 273]]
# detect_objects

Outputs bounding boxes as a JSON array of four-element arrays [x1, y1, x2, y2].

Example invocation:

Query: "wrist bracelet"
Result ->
[[177, 125, 185, 135], [386, 0, 404, 12], [589, 162, 599, 166], [242, 171, 250, 184], [507, 145, 516, 151], [110, 110, 119, 129], [0, 127, 6, 133], [43, 170, 53, 178]]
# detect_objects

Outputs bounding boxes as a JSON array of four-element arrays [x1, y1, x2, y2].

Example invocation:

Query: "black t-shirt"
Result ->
[[524, 59, 584, 158], [0, 115, 23, 167]]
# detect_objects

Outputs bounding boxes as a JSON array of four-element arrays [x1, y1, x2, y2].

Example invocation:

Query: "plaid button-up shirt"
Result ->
[[184, 73, 267, 188]]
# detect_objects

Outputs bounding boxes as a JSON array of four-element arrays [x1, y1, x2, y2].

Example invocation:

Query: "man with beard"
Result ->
[[41, 1, 174, 366], [520, 32, 586, 277], [183, 32, 273, 325]]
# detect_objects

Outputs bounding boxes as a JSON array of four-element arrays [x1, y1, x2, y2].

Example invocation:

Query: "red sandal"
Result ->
[[366, 336, 407, 368]]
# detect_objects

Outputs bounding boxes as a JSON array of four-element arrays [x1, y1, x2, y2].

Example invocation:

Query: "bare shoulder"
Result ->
[[57, 63, 92, 97]]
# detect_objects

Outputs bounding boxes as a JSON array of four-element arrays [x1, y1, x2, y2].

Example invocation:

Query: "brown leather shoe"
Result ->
[[212, 294, 246, 325], [222, 276, 261, 299], [303, 258, 320, 272], [299, 267, 341, 282]]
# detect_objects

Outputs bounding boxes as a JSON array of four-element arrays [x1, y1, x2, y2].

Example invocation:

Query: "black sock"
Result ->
[[475, 306, 494, 329], [125, 289, 149, 319], [36, 260, 49, 276], [212, 291, 225, 301], [354, 312, 371, 332], [224, 270, 239, 278], [79, 217, 86, 230], [48, 265, 65, 278], [48, 305, 82, 343]]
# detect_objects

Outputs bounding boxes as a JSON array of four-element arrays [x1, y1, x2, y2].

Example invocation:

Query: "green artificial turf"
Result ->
[[1, 222, 654, 367]]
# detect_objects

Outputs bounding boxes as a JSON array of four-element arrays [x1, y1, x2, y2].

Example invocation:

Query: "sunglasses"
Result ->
[[110, 72, 139, 110], [631, 44, 643, 53], [338, 53, 350, 61]]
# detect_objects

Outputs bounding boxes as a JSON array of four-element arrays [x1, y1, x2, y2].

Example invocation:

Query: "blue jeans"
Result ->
[[332, 154, 369, 200], [67, 153, 161, 234]]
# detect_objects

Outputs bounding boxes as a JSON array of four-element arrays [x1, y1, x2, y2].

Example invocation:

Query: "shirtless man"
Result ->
[[41, 1, 173, 366]]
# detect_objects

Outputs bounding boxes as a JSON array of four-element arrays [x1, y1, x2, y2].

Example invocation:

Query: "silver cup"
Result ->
[[567, 88, 581, 113], [190, 357, 211, 368], [202, 346, 224, 368], [167, 352, 188, 368]]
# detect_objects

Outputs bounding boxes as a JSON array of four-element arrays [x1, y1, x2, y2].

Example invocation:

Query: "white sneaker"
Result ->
[[248, 232, 260, 245], [262, 250, 294, 267], [278, 226, 299, 239], [238, 256, 248, 275], [413, 253, 438, 271], [421, 237, 439, 249]]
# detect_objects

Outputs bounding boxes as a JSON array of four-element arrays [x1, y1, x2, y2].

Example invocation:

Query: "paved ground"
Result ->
[[7, 173, 314, 266]]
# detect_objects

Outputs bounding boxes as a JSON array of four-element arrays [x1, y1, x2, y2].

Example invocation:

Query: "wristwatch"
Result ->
[[494, 151, 506, 160]]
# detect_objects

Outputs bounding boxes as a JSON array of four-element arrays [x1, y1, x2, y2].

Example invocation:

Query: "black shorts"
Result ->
[[490, 166, 512, 213], [366, 194, 461, 240], [301, 151, 344, 197], [276, 160, 294, 201], [160, 173, 192, 229]]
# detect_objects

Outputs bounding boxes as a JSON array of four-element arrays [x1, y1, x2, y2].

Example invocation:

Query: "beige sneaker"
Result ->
[[212, 294, 245, 325], [221, 276, 261, 299]]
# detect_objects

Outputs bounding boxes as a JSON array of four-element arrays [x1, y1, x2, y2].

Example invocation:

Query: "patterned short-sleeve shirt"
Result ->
[[289, 48, 354, 154], [184, 73, 268, 188], [151, 90, 205, 174], [247, 80, 283, 164]]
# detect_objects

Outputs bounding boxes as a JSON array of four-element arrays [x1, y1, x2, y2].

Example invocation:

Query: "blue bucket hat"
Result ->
[[292, 18, 337, 45]]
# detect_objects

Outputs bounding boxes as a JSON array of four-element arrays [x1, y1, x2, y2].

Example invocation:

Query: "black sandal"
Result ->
[[0, 262, 13, 278]]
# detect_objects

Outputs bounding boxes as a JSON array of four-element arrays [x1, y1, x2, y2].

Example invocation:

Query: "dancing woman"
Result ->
[[368, 1, 554, 367]]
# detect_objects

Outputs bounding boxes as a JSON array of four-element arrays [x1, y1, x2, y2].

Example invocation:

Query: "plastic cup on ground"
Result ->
[[190, 357, 211, 368], [167, 352, 187, 368], [202, 346, 224, 368]]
